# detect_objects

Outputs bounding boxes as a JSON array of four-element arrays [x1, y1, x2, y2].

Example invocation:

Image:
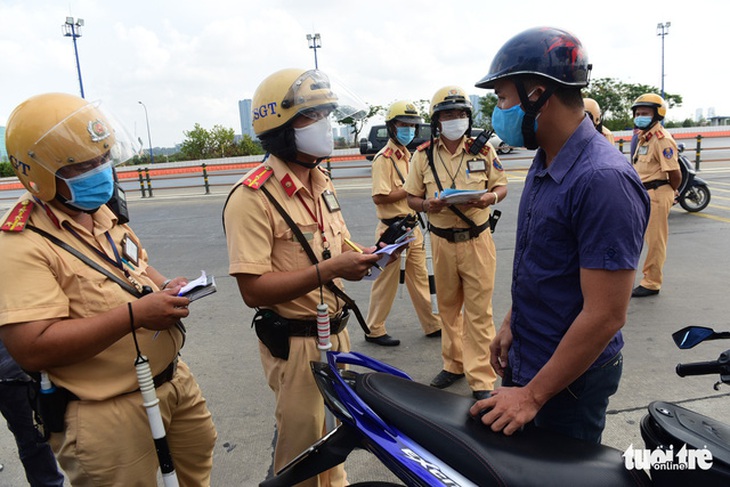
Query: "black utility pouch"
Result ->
[[377, 214, 418, 246], [252, 309, 291, 360], [38, 387, 70, 433], [26, 371, 70, 436]]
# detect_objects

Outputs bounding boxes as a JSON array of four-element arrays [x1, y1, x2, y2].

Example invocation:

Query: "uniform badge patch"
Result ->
[[663, 147, 674, 159], [1, 200, 34, 232], [492, 159, 504, 171]]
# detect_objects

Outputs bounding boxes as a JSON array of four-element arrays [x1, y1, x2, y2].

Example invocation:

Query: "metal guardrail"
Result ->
[[2, 136, 730, 201]]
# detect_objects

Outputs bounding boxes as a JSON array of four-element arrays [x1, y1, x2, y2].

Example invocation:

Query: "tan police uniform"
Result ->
[[633, 124, 680, 291], [0, 197, 216, 487], [224, 154, 351, 487], [404, 137, 507, 392], [367, 139, 442, 338], [602, 126, 616, 146]]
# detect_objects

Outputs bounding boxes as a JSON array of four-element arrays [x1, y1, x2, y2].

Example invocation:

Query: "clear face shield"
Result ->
[[27, 100, 139, 188], [282, 69, 368, 125], [23, 100, 139, 210]]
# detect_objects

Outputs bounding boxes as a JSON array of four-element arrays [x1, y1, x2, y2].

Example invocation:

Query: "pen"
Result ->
[[343, 237, 384, 272]]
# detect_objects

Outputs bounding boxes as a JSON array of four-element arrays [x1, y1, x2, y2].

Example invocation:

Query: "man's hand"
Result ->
[[490, 312, 512, 377], [469, 386, 542, 436], [425, 197, 448, 214]]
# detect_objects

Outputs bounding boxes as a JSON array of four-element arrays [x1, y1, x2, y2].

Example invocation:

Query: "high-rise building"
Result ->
[[469, 94, 484, 126], [238, 99, 256, 140], [0, 127, 7, 161]]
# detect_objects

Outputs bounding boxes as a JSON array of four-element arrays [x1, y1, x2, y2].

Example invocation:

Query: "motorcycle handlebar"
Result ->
[[675, 360, 720, 377]]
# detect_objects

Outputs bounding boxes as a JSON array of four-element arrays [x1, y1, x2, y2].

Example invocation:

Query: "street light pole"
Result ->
[[62, 17, 85, 98], [306, 33, 321, 69], [657, 21, 671, 100], [138, 101, 155, 165]]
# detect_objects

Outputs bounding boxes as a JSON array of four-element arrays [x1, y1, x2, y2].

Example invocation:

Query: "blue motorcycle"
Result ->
[[261, 327, 730, 486]]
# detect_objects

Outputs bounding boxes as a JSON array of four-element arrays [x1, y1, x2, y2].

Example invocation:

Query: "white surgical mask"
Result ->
[[294, 117, 334, 158], [440, 118, 469, 141]]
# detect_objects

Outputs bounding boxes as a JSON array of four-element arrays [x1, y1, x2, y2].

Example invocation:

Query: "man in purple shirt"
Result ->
[[470, 27, 650, 443]]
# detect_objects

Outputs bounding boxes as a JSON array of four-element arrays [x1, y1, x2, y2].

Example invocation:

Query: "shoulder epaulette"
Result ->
[[416, 140, 431, 151], [242, 165, 274, 190], [383, 147, 394, 158], [656, 130, 665, 140], [1, 199, 34, 232]]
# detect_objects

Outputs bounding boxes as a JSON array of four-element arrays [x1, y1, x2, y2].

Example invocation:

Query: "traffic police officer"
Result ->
[[223, 68, 378, 487], [583, 98, 615, 145], [0, 93, 216, 486], [365, 100, 443, 346], [404, 86, 507, 400], [630, 93, 681, 297]]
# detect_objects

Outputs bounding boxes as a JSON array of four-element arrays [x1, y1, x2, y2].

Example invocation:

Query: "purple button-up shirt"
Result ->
[[509, 117, 650, 386]]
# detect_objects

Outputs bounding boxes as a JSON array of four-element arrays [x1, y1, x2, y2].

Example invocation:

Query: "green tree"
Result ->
[[583, 78, 682, 131], [180, 123, 212, 160], [476, 93, 498, 130], [340, 104, 384, 145], [237, 134, 264, 156], [209, 124, 236, 158]]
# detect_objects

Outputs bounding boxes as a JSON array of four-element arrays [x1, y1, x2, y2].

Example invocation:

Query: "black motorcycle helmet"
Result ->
[[475, 27, 592, 149]]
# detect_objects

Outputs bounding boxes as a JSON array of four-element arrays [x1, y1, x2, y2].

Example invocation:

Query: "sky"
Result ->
[[1, 0, 726, 148]]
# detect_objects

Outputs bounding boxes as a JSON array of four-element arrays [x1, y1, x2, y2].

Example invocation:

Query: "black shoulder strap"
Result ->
[[26, 224, 142, 298], [426, 144, 478, 229], [259, 185, 370, 335]]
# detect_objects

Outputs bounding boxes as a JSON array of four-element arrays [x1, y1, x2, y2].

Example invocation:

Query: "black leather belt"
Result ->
[[152, 359, 177, 388], [67, 359, 177, 401], [429, 221, 490, 243], [286, 309, 350, 337], [643, 180, 669, 190]]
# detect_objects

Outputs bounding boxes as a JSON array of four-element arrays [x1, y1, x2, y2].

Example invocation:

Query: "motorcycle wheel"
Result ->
[[679, 185, 711, 212]]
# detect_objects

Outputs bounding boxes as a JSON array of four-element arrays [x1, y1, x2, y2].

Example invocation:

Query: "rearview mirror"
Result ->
[[672, 326, 730, 349]]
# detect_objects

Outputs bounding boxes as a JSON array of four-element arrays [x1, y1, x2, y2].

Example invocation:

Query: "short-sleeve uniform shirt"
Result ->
[[0, 197, 182, 400], [633, 124, 680, 182], [224, 155, 351, 319], [371, 139, 411, 220], [510, 117, 650, 385], [404, 136, 507, 228]]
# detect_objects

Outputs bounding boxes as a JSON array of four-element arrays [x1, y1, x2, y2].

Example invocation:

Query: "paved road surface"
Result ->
[[1, 156, 730, 485]]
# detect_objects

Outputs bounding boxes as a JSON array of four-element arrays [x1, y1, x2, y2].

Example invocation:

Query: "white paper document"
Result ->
[[438, 188, 489, 204], [363, 238, 415, 281]]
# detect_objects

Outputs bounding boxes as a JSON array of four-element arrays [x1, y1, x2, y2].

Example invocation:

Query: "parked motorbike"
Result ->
[[676, 143, 711, 212], [261, 327, 729, 486]]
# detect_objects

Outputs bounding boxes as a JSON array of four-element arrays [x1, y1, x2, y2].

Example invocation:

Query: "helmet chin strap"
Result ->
[[516, 82, 555, 150], [290, 158, 321, 169]]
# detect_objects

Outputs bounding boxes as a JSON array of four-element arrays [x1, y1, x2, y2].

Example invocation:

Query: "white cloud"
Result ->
[[1, 0, 726, 147]]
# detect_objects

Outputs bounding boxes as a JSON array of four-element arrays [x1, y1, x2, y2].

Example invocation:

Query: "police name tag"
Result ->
[[467, 159, 487, 172], [322, 190, 341, 212], [638, 146, 649, 156], [122, 234, 140, 266]]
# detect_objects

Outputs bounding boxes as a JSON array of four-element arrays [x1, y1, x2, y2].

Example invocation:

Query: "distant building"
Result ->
[[0, 126, 7, 161], [238, 99, 256, 140], [708, 116, 730, 126], [469, 94, 484, 126]]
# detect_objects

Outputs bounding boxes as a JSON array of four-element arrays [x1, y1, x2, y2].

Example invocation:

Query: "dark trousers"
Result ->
[[0, 381, 64, 486], [506, 352, 623, 444]]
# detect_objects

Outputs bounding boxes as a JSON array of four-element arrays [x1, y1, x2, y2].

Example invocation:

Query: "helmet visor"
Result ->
[[285, 70, 367, 123], [28, 100, 139, 178]]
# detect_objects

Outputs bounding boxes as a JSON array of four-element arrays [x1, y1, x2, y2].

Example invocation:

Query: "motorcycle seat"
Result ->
[[356, 372, 651, 487]]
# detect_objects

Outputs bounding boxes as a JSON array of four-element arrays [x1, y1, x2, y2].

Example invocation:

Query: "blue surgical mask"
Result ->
[[634, 116, 653, 129], [65, 162, 115, 211], [396, 126, 415, 146], [492, 104, 538, 148]]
